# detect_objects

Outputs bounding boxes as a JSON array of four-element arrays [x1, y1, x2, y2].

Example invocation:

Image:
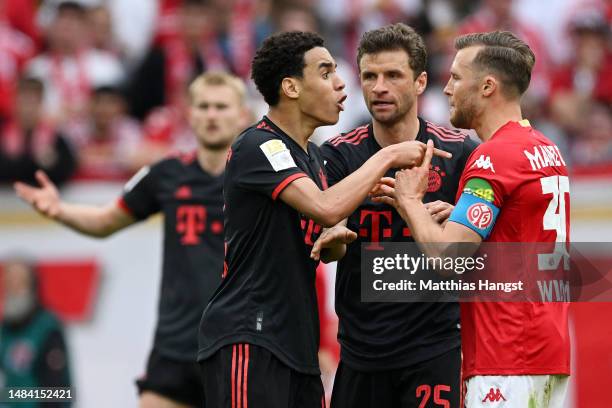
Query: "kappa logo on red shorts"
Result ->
[[482, 388, 506, 402], [467, 203, 493, 229]]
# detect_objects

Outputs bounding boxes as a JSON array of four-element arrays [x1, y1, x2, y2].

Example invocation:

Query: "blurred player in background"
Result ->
[[312, 23, 478, 408], [0, 258, 72, 408], [197, 31, 451, 408], [373, 31, 571, 407], [14, 72, 251, 408]]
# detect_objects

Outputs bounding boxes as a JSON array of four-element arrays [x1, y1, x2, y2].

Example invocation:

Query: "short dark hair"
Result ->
[[454, 31, 535, 98], [17, 77, 45, 96], [251, 31, 324, 106], [357, 23, 427, 79], [57, 1, 86, 17]]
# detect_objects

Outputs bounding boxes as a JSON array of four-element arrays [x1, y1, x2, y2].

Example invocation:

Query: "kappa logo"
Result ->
[[482, 388, 506, 403], [467, 203, 493, 229], [472, 155, 495, 173]]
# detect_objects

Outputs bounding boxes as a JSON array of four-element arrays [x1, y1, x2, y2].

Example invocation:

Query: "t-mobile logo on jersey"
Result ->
[[176, 205, 222, 245], [359, 210, 410, 250]]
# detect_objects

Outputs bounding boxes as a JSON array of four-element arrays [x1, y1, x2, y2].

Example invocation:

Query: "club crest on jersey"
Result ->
[[427, 165, 446, 192], [467, 203, 493, 229], [471, 155, 495, 173]]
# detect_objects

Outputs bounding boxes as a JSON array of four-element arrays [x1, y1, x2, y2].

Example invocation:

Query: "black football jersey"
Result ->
[[320, 117, 479, 371], [120, 151, 224, 361], [197, 116, 328, 375]]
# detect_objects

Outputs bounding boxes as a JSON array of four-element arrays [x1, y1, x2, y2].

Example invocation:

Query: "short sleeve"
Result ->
[[119, 164, 161, 220], [319, 141, 350, 187], [232, 130, 308, 200]]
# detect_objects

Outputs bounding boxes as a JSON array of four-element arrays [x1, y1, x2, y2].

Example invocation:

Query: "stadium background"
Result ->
[[0, 0, 610, 406]]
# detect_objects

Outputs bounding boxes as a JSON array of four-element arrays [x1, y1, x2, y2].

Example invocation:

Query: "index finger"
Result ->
[[422, 139, 434, 169], [433, 147, 452, 159]]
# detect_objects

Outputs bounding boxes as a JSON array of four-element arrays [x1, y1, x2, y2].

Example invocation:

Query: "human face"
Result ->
[[297, 47, 346, 126], [189, 84, 246, 150], [444, 47, 482, 129], [359, 50, 425, 126]]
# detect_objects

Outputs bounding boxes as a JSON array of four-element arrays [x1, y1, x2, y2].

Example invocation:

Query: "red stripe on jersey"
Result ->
[[256, 121, 273, 132], [243, 344, 249, 408], [231, 345, 237, 408], [427, 124, 465, 139], [427, 122, 465, 137], [426, 125, 466, 142], [237, 344, 243, 408], [116, 197, 133, 216], [271, 173, 308, 200], [332, 127, 368, 146], [332, 128, 369, 146]]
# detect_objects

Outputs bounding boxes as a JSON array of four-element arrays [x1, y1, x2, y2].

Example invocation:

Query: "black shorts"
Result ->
[[200, 343, 325, 408], [331, 346, 461, 408], [136, 348, 204, 407]]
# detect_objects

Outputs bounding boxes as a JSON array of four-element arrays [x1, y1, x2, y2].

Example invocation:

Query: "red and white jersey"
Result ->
[[456, 120, 571, 378]]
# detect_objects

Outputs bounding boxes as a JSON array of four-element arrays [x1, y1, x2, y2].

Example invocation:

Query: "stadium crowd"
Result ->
[[0, 0, 610, 187]]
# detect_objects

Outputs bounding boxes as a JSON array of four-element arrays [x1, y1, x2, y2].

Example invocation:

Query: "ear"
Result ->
[[238, 106, 254, 129], [415, 71, 428, 96], [281, 77, 300, 100], [482, 75, 497, 97]]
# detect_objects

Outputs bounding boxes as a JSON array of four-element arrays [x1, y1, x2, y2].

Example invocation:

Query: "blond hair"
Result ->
[[189, 71, 247, 105]]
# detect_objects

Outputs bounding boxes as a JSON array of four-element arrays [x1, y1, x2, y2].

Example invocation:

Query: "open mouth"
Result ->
[[337, 94, 347, 111]]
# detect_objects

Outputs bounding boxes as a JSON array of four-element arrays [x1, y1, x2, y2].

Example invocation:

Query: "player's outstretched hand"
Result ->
[[372, 139, 436, 210], [14, 170, 61, 219], [425, 200, 454, 224], [310, 225, 358, 261], [386, 139, 451, 169]]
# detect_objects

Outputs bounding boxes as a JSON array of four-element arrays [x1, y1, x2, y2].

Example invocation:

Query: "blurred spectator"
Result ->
[[65, 86, 143, 180], [571, 103, 612, 165], [86, 5, 125, 60], [0, 77, 76, 186], [549, 6, 612, 135], [26, 1, 124, 123], [140, 93, 196, 161], [0, 0, 40, 47], [457, 0, 552, 101], [0, 258, 72, 408], [127, 0, 230, 120], [0, 0, 36, 121]]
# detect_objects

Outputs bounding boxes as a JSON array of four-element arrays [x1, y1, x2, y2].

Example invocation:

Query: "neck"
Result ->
[[266, 106, 317, 151], [474, 101, 523, 142], [372, 112, 420, 148], [197, 145, 227, 176]]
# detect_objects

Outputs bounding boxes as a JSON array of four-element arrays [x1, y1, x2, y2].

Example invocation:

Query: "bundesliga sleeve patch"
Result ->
[[259, 139, 297, 172], [449, 188, 500, 239]]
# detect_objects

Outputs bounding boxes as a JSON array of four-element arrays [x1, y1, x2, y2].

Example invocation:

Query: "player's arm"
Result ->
[[310, 219, 357, 263], [372, 141, 496, 265], [14, 170, 136, 238], [279, 140, 452, 227]]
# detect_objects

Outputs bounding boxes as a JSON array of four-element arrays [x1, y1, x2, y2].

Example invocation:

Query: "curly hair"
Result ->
[[251, 31, 324, 106]]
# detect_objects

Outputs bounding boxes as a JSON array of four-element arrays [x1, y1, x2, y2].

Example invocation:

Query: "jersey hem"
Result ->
[[339, 337, 461, 372], [463, 366, 571, 380], [198, 334, 320, 375]]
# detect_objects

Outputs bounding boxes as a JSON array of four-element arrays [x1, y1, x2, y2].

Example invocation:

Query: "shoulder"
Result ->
[[423, 120, 470, 144], [232, 124, 289, 157], [324, 124, 370, 150]]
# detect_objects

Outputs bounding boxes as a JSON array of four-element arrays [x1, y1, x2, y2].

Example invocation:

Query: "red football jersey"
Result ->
[[455, 120, 571, 378]]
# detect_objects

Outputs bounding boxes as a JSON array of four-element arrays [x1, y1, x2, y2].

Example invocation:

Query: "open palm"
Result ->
[[14, 170, 61, 218]]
